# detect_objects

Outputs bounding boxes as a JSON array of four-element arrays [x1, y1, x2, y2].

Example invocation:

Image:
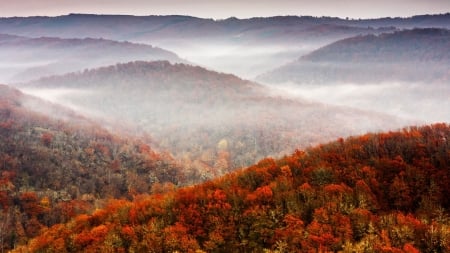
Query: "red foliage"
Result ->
[[41, 132, 53, 147], [19, 192, 45, 217], [9, 123, 450, 252]]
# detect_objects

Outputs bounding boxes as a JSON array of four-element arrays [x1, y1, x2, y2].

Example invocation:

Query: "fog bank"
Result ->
[[267, 82, 449, 123]]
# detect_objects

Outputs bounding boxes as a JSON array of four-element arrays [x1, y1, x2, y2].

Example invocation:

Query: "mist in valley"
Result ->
[[257, 28, 450, 125], [19, 88, 104, 119], [266, 82, 449, 124], [14, 60, 411, 182], [1, 15, 448, 182], [150, 41, 316, 79]]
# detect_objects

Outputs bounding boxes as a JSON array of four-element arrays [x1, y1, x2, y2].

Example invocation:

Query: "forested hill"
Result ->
[[22, 61, 408, 180], [258, 28, 450, 85], [0, 84, 185, 251], [14, 123, 450, 252], [0, 34, 184, 82], [303, 28, 450, 63]]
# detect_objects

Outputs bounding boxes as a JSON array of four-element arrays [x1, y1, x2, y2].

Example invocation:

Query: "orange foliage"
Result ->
[[9, 123, 450, 252]]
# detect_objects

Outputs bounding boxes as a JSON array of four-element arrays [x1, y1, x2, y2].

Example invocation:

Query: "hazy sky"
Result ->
[[0, 0, 449, 19]]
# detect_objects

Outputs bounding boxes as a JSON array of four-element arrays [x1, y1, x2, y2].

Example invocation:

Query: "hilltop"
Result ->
[[21, 61, 409, 180]]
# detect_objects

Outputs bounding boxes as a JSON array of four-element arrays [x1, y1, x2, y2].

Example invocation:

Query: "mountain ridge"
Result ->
[[1, 13, 448, 78]]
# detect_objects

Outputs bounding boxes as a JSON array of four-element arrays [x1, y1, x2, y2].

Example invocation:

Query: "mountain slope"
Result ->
[[258, 28, 450, 85], [0, 84, 184, 251], [21, 61, 409, 180], [14, 123, 450, 252], [0, 34, 184, 82], [256, 28, 450, 123]]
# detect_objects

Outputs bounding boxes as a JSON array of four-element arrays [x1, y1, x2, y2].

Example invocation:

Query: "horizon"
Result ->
[[0, 0, 449, 20], [1, 12, 450, 21]]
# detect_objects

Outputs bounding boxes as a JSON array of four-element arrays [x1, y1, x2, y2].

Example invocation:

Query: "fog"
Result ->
[[267, 82, 449, 124], [150, 41, 314, 79], [17, 61, 411, 180], [19, 88, 103, 118], [0, 61, 56, 83], [1, 17, 448, 182]]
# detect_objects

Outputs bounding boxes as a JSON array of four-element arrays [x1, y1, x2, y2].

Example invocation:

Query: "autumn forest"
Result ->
[[0, 12, 449, 252]]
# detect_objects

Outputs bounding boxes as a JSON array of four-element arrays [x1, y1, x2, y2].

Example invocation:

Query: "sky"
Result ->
[[0, 0, 449, 19]]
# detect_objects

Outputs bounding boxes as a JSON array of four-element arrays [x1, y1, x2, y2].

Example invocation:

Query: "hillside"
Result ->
[[14, 123, 450, 252], [0, 34, 184, 82], [20, 61, 409, 180], [258, 28, 450, 85], [256, 28, 450, 123], [0, 84, 185, 251]]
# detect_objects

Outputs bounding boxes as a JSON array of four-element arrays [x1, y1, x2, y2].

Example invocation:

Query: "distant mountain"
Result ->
[[14, 123, 450, 252], [1, 14, 449, 43], [21, 61, 409, 180], [0, 34, 184, 82], [1, 14, 448, 78], [257, 28, 450, 85], [0, 14, 406, 78]]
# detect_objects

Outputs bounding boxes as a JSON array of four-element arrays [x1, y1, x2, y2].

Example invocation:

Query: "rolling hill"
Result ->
[[12, 123, 450, 252], [20, 61, 410, 181], [258, 28, 450, 85], [256, 28, 450, 123], [1, 13, 449, 78], [0, 14, 397, 78], [0, 34, 184, 83]]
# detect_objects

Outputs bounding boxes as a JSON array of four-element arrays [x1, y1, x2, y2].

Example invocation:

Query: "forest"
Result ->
[[0, 84, 186, 251], [7, 123, 450, 252], [0, 12, 449, 253]]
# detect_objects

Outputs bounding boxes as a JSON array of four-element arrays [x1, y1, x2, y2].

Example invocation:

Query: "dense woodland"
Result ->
[[9, 123, 450, 252], [0, 85, 187, 251], [22, 61, 406, 181], [258, 28, 450, 85]]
